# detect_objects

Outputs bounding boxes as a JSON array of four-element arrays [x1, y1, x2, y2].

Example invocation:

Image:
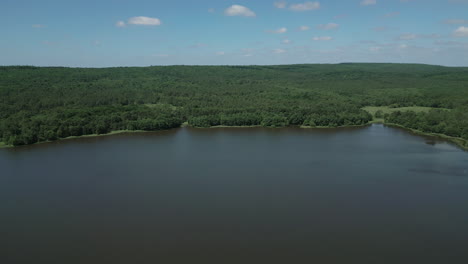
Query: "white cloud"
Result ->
[[116, 21, 126, 27], [282, 39, 292, 44], [216, 51, 225, 55], [369, 46, 382, 52], [313, 36, 333, 41], [128, 16, 161, 26], [32, 24, 45, 28], [289, 1, 320, 11], [299, 25, 310, 31], [361, 0, 377, 6], [208, 8, 215, 13], [274, 1, 287, 8], [454, 26, 468, 37], [224, 5, 256, 17], [267, 27, 288, 34], [273, 48, 286, 54], [444, 19, 468, 24], [317, 23, 339, 30]]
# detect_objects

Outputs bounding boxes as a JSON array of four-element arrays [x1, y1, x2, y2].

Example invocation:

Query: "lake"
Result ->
[[1, 124, 467, 264]]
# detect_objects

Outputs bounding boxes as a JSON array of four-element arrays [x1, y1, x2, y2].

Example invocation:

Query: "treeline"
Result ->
[[0, 64, 467, 146], [0, 105, 183, 146], [385, 108, 468, 140]]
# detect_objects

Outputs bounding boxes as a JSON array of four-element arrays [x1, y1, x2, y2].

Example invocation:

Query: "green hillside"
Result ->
[[1, 63, 467, 147]]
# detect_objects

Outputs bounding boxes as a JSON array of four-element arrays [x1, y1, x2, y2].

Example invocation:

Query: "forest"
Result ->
[[0, 63, 467, 147]]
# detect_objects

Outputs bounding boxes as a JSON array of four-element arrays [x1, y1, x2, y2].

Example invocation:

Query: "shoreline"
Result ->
[[0, 130, 151, 149], [382, 123, 468, 151], [1, 123, 467, 151]]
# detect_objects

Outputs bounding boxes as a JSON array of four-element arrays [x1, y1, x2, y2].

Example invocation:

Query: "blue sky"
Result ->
[[1, 0, 468, 67]]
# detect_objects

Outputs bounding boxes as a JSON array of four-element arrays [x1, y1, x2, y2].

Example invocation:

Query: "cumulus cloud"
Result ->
[[273, 48, 286, 54], [128, 16, 161, 26], [298, 25, 310, 31], [267, 27, 288, 34], [208, 8, 215, 13], [317, 23, 339, 30], [216, 51, 225, 55], [116, 21, 126, 27], [313, 36, 333, 41], [225, 5, 256, 17], [369, 46, 382, 52], [282, 39, 292, 44], [274, 1, 287, 8], [454, 26, 468, 37], [289, 1, 320, 11], [361, 0, 377, 6]]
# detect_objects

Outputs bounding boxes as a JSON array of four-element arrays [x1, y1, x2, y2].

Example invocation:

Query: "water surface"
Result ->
[[1, 124, 468, 264]]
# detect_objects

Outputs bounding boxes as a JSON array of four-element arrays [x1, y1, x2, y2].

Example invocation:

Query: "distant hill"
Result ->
[[1, 63, 467, 147]]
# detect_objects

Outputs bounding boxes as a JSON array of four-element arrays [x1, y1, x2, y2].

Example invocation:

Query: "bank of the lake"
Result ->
[[1, 122, 467, 151], [0, 130, 152, 149], [384, 123, 468, 151]]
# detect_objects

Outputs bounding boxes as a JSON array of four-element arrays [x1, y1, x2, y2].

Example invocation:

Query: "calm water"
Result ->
[[1, 124, 468, 264]]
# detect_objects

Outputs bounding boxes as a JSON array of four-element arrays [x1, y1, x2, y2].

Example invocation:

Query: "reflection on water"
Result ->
[[1, 124, 468, 264]]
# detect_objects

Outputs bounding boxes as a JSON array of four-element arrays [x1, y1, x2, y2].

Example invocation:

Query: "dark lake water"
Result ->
[[1, 124, 468, 264]]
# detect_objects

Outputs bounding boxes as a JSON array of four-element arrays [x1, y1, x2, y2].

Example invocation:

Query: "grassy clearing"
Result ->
[[0, 142, 8, 148]]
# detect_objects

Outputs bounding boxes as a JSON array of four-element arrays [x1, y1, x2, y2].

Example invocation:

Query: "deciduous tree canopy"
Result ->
[[1, 63, 467, 146]]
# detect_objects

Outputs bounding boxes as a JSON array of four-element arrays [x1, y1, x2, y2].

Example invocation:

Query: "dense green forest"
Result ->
[[1, 63, 467, 147]]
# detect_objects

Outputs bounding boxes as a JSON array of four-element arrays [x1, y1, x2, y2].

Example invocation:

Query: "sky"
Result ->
[[1, 0, 468, 67]]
